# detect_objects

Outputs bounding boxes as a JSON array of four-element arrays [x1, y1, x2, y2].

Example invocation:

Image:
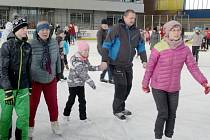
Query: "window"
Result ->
[[185, 0, 210, 10], [69, 12, 92, 29]]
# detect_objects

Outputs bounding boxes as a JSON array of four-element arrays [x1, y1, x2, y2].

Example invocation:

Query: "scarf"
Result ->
[[163, 37, 184, 49], [39, 38, 52, 74]]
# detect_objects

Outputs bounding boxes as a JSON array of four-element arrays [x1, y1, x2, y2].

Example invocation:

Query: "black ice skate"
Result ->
[[122, 109, 132, 116], [114, 112, 126, 120]]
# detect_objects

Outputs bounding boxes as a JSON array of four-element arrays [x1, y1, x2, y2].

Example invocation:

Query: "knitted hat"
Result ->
[[36, 21, 49, 33], [77, 41, 89, 52], [101, 19, 108, 24], [163, 20, 182, 37], [12, 17, 28, 33]]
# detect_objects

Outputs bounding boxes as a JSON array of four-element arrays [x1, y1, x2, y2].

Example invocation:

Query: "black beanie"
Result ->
[[12, 17, 28, 33], [101, 19, 108, 24]]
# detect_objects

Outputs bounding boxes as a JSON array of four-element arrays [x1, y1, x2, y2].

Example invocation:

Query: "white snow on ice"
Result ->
[[8, 41, 210, 140]]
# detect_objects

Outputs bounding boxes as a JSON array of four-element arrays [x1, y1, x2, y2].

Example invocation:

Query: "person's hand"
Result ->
[[99, 62, 108, 71], [89, 80, 96, 90], [202, 83, 210, 95], [142, 86, 150, 93], [4, 90, 14, 105], [29, 88, 32, 96], [56, 73, 61, 82], [142, 62, 147, 69]]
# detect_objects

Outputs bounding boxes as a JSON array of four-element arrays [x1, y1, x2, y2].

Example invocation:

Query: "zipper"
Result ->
[[127, 27, 132, 63], [18, 42, 24, 90]]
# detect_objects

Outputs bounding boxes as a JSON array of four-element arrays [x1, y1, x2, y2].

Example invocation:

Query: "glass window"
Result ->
[[84, 13, 90, 23], [185, 0, 210, 10]]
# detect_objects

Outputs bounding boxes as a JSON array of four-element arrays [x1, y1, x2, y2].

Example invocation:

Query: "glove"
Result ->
[[56, 73, 62, 82], [89, 80, 96, 90], [142, 86, 150, 93], [142, 62, 147, 69], [202, 83, 210, 95], [4, 90, 14, 105], [29, 88, 32, 96]]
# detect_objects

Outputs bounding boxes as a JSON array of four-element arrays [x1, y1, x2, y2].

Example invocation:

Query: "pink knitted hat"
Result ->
[[77, 41, 90, 52], [163, 20, 182, 37]]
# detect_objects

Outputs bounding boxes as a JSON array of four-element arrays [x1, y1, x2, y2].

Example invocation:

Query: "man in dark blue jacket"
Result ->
[[101, 9, 147, 120]]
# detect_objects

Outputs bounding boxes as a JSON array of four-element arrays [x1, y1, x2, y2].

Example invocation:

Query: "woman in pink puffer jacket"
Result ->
[[142, 20, 210, 140]]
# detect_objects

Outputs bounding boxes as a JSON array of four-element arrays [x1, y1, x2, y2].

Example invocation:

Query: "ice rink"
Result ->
[[9, 40, 210, 140]]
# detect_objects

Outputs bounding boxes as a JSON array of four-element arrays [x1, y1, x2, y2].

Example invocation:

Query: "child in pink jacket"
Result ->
[[142, 20, 210, 140]]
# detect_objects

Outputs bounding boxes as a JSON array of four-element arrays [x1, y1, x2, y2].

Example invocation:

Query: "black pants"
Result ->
[[192, 46, 200, 62], [152, 88, 179, 139], [63, 86, 87, 120], [110, 65, 133, 114], [207, 39, 210, 50], [64, 55, 68, 65], [60, 58, 65, 78]]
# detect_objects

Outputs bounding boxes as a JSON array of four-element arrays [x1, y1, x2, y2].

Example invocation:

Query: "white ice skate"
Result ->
[[80, 118, 92, 124], [51, 121, 62, 135], [114, 112, 127, 120], [165, 136, 173, 140], [122, 109, 132, 116], [28, 127, 34, 139], [63, 116, 70, 122]]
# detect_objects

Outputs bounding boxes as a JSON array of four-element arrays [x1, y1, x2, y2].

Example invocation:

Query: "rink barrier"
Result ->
[[0, 29, 98, 40], [0, 29, 194, 45]]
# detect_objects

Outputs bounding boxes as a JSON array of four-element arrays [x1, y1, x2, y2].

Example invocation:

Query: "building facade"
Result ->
[[0, 0, 144, 29]]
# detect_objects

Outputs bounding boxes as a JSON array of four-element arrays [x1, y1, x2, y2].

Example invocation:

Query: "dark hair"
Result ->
[[124, 9, 135, 17], [118, 19, 123, 23], [101, 19, 108, 24], [153, 27, 158, 31]]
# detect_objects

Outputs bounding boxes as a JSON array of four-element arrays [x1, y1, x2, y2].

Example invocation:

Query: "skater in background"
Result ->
[[101, 9, 147, 120], [55, 24, 60, 35], [63, 41, 104, 122], [185, 27, 203, 63], [63, 34, 70, 70], [68, 23, 76, 45], [56, 29, 67, 80], [150, 26, 160, 50], [159, 24, 164, 39], [205, 27, 210, 50], [64, 26, 70, 45], [49, 23, 54, 38], [97, 18, 113, 84], [1, 13, 19, 43], [0, 17, 32, 140], [201, 34, 207, 51], [29, 21, 62, 138], [145, 26, 151, 43], [74, 23, 79, 40], [142, 20, 210, 140]]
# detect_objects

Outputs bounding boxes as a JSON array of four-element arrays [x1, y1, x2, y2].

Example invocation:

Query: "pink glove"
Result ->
[[202, 83, 210, 95], [142, 86, 150, 93]]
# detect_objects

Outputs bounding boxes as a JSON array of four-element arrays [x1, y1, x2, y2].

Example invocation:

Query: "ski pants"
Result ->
[[0, 88, 29, 140]]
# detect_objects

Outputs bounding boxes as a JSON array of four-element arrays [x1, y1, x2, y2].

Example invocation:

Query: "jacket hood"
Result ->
[[7, 32, 16, 40]]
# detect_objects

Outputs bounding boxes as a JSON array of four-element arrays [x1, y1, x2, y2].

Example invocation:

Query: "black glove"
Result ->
[[56, 73, 62, 82], [29, 88, 32, 95], [4, 90, 14, 105]]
